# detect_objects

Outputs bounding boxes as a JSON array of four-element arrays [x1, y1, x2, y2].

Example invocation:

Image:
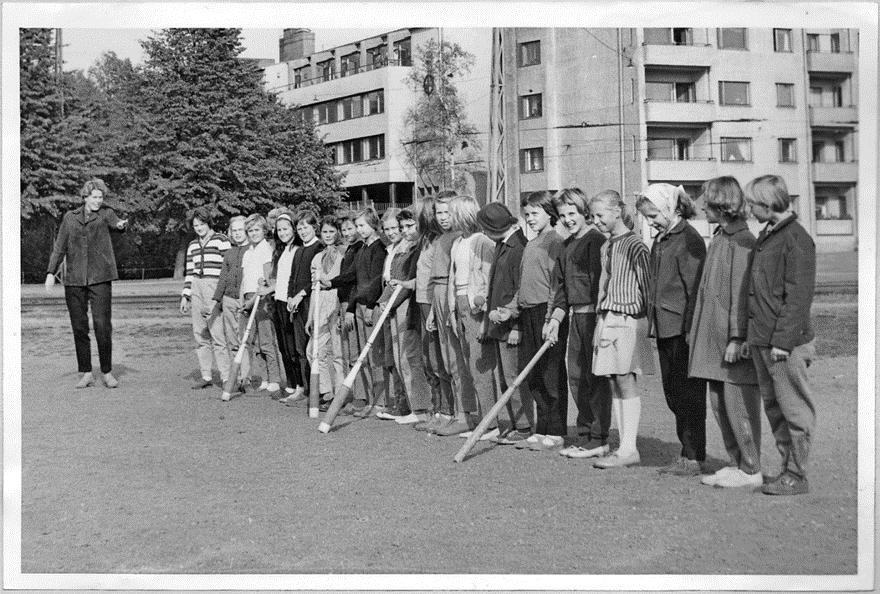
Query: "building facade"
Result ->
[[497, 27, 859, 252], [264, 28, 491, 211]]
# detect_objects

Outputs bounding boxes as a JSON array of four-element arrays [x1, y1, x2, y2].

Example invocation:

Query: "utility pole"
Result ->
[[616, 28, 626, 200], [488, 28, 506, 205], [55, 28, 64, 118]]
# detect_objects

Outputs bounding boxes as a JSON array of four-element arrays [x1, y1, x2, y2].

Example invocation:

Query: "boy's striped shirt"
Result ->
[[597, 231, 650, 317], [181, 232, 232, 297]]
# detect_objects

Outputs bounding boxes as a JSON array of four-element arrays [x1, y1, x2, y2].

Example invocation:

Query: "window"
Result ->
[[720, 137, 751, 162], [520, 147, 544, 172], [366, 135, 385, 160], [340, 138, 363, 164], [315, 102, 338, 125], [519, 93, 543, 118], [645, 81, 696, 102], [340, 52, 360, 77], [719, 81, 750, 106], [294, 66, 308, 88], [328, 144, 338, 165], [364, 90, 384, 116], [318, 59, 335, 82], [815, 194, 849, 220], [367, 45, 387, 69], [341, 95, 363, 120], [518, 40, 541, 67], [643, 28, 692, 45], [807, 34, 820, 52], [776, 83, 795, 107], [774, 29, 793, 52], [809, 86, 823, 106], [779, 138, 797, 163], [830, 33, 841, 53], [718, 28, 747, 50], [393, 38, 412, 66], [647, 138, 691, 160], [834, 140, 845, 162]]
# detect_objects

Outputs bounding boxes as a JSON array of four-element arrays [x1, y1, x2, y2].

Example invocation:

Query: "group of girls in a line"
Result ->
[[181, 174, 816, 496]]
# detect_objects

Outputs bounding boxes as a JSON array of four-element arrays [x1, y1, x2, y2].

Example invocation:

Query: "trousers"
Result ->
[[190, 277, 230, 381], [751, 342, 815, 478], [519, 304, 568, 437], [221, 296, 250, 382], [657, 335, 708, 461], [433, 284, 465, 417], [391, 301, 432, 412], [419, 302, 450, 415], [454, 295, 496, 419], [708, 380, 762, 474], [568, 312, 611, 441], [64, 282, 113, 374], [492, 336, 532, 431], [272, 298, 301, 389]]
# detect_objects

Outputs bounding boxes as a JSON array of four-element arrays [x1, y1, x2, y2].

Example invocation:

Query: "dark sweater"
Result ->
[[547, 228, 606, 322], [287, 240, 324, 302], [330, 240, 363, 303], [348, 238, 386, 313], [213, 244, 247, 301]]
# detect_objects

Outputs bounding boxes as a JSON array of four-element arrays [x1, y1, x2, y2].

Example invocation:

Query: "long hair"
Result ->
[[415, 196, 442, 246]]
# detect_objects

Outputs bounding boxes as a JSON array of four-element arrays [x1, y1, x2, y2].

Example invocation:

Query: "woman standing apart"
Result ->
[[45, 178, 128, 389]]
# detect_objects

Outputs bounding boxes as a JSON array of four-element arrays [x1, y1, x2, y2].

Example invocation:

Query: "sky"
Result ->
[[62, 28, 389, 73]]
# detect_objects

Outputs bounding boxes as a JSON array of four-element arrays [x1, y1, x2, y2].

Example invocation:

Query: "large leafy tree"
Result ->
[[401, 38, 481, 194], [137, 28, 342, 242]]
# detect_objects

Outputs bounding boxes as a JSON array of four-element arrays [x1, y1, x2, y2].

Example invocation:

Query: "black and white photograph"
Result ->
[[2, 2, 876, 590]]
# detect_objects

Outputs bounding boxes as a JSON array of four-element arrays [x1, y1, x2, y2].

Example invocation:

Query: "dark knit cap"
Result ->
[[477, 202, 518, 235]]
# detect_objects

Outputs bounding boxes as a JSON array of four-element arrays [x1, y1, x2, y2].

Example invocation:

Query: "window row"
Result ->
[[291, 38, 412, 88], [301, 90, 385, 125], [328, 135, 386, 165], [643, 28, 848, 53]]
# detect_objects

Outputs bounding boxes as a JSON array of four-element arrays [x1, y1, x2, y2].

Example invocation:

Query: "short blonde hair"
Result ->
[[449, 195, 480, 234], [745, 175, 791, 213], [244, 213, 267, 231]]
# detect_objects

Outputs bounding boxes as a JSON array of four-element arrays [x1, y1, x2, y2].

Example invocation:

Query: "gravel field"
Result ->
[[17, 300, 860, 575]]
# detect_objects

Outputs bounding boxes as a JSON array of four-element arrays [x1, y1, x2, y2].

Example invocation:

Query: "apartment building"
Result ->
[[264, 28, 490, 210], [498, 27, 859, 251]]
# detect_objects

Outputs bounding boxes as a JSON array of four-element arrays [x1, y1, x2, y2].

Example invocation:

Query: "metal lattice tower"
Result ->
[[487, 28, 506, 205]]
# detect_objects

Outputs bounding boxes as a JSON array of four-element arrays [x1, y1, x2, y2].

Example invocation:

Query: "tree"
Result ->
[[137, 29, 342, 234], [401, 38, 481, 194], [19, 28, 92, 219]]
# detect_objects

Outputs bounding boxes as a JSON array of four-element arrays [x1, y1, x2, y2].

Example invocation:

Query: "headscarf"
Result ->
[[641, 183, 686, 235]]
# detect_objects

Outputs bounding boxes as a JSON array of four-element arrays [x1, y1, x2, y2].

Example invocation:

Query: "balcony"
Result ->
[[646, 159, 717, 181], [807, 51, 856, 73], [809, 105, 858, 127], [812, 161, 859, 184], [266, 58, 410, 95], [644, 100, 717, 124], [642, 43, 714, 67]]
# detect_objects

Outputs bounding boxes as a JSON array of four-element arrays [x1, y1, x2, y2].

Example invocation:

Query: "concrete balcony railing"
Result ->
[[644, 100, 717, 123], [812, 161, 859, 184], [809, 105, 858, 127], [642, 43, 714, 67], [816, 218, 855, 236], [807, 51, 856, 73], [646, 158, 717, 181]]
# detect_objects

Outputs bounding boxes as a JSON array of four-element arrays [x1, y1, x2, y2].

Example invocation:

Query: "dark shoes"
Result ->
[[191, 378, 213, 390], [658, 457, 703, 477], [762, 471, 809, 496]]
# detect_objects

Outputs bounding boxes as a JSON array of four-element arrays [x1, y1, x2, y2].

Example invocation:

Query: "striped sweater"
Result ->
[[181, 232, 232, 297], [596, 231, 650, 317]]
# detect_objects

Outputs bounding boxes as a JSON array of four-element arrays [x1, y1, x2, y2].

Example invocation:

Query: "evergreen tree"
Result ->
[[19, 28, 91, 219]]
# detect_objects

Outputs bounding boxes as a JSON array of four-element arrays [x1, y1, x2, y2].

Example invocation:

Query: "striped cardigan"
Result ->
[[596, 231, 650, 317], [181, 232, 231, 298]]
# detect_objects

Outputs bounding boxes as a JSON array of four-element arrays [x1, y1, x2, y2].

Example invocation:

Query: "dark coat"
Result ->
[[688, 219, 757, 384], [46, 205, 124, 286], [746, 213, 815, 351], [647, 219, 706, 339], [213, 244, 247, 301], [485, 228, 527, 340]]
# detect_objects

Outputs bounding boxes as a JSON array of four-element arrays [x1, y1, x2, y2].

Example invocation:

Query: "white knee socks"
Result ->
[[617, 397, 642, 456]]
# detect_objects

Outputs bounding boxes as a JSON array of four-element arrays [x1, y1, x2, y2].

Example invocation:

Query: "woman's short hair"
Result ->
[[244, 213, 267, 231], [702, 176, 748, 220], [590, 189, 635, 230], [227, 215, 247, 231], [745, 175, 791, 213], [552, 188, 590, 216], [80, 178, 109, 199], [320, 214, 341, 232], [521, 190, 558, 225], [295, 209, 319, 229], [449, 195, 480, 234], [397, 208, 416, 223], [354, 207, 381, 231], [335, 209, 356, 226], [381, 207, 401, 227], [189, 206, 214, 229]]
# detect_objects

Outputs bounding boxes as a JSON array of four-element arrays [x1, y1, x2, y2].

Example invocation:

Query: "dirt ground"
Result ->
[[17, 298, 859, 575]]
